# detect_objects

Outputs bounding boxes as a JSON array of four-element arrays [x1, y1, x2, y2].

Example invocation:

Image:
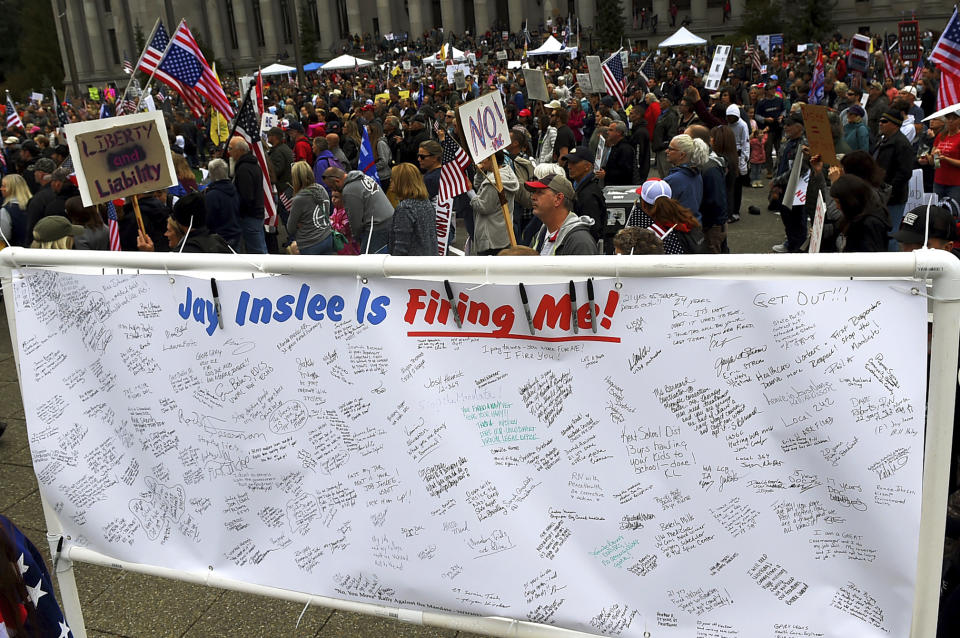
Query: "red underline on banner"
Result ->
[[407, 331, 621, 343]]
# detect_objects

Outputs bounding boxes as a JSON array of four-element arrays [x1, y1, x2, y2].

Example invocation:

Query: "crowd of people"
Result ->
[[1, 24, 958, 259]]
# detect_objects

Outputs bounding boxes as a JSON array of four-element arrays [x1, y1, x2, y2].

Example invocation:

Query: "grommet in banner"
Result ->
[[644, 632, 651, 638], [910, 287, 920, 295]]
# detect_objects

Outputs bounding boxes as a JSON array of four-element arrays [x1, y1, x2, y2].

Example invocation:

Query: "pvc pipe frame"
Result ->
[[2, 248, 958, 638]]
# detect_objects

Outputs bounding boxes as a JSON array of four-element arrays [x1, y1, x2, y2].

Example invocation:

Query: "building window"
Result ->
[[107, 28, 120, 64], [279, 0, 293, 44], [336, 0, 350, 37], [225, 1, 240, 49], [252, 0, 266, 47], [104, 0, 111, 12]]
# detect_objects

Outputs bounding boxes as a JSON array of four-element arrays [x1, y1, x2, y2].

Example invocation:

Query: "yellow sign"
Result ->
[[374, 90, 410, 102]]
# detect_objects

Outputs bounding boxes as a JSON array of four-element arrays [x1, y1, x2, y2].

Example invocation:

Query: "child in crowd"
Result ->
[[748, 107, 767, 188]]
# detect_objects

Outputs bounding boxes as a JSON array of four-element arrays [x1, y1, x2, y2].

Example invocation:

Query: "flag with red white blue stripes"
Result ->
[[106, 201, 121, 250]]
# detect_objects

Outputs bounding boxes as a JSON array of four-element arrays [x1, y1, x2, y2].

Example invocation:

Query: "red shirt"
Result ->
[[293, 137, 314, 166], [934, 130, 960, 186]]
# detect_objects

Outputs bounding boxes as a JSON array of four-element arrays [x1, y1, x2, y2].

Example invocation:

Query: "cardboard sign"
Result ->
[[586, 56, 606, 95], [403, 60, 412, 71], [88, 87, 100, 101], [454, 70, 467, 91], [260, 112, 278, 134], [899, 20, 920, 61], [848, 34, 871, 74], [65, 111, 177, 207], [809, 191, 826, 253], [904, 169, 937, 214], [757, 35, 771, 58], [446, 64, 471, 85], [496, 50, 508, 61], [522, 68, 550, 101], [800, 103, 838, 166], [30, 92, 43, 103], [704, 45, 731, 91], [457, 91, 509, 163], [576, 73, 594, 93]]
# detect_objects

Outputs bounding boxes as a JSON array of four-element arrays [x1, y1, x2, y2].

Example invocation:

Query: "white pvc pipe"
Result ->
[[66, 545, 594, 638]]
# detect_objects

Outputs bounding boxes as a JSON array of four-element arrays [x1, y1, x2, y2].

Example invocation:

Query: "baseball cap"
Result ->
[[783, 113, 804, 127], [361, 104, 375, 111], [892, 205, 957, 243], [33, 216, 85, 243], [879, 111, 903, 126], [287, 121, 304, 132], [848, 105, 866, 117], [725, 104, 741, 118], [545, 99, 563, 109], [562, 147, 595, 164], [637, 178, 673, 204], [518, 108, 532, 117], [27, 157, 56, 174], [525, 173, 576, 201], [3, 136, 18, 145], [900, 85, 918, 97], [769, 74, 778, 81]]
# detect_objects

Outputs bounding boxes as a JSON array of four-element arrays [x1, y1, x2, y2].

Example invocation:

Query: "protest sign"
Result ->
[[757, 34, 770, 57], [143, 94, 156, 112], [496, 50, 508, 61], [704, 45, 731, 91], [454, 70, 467, 91], [10, 266, 929, 638], [87, 87, 100, 101], [900, 20, 920, 61], [30, 92, 43, 103], [576, 73, 594, 93], [64, 111, 176, 207], [260, 112, 278, 135], [457, 92, 509, 164], [402, 60, 412, 70], [800, 103, 838, 165], [445, 64, 471, 85], [904, 169, 937, 213], [809, 191, 827, 253], [522, 68, 550, 101], [586, 56, 606, 94]]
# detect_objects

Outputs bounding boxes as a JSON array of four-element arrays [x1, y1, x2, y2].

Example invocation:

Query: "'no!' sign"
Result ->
[[456, 91, 509, 163]]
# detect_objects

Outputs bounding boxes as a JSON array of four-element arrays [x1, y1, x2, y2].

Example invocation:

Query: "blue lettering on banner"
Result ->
[[177, 283, 391, 336]]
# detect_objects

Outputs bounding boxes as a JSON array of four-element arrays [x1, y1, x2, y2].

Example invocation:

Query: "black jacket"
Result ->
[[604, 140, 635, 186], [840, 194, 891, 252], [119, 196, 170, 252], [233, 153, 264, 219], [573, 173, 606, 241], [43, 182, 81, 219], [25, 185, 56, 241], [872, 130, 914, 205], [398, 127, 429, 165], [629, 125, 651, 184], [203, 179, 243, 248], [174, 228, 232, 253]]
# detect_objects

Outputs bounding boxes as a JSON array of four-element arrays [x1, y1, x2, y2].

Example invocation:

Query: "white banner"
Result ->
[[704, 45, 731, 91], [457, 91, 509, 163], [446, 64, 472, 85], [12, 270, 927, 638], [904, 168, 937, 214], [757, 35, 770, 58], [809, 191, 827, 253]]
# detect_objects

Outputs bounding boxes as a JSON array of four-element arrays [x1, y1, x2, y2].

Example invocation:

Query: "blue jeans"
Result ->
[[750, 164, 765, 181], [887, 203, 906, 252], [238, 216, 268, 254], [299, 235, 335, 255], [934, 183, 960, 204], [361, 227, 390, 254]]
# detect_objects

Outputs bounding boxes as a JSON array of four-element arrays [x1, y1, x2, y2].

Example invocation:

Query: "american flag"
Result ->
[[106, 200, 121, 250], [230, 83, 278, 227], [5, 94, 22, 130], [808, 46, 824, 105], [913, 63, 925, 84], [438, 134, 471, 202], [748, 42, 761, 72], [602, 50, 627, 109], [123, 50, 133, 75], [359, 124, 380, 184], [138, 20, 204, 116], [639, 54, 655, 85], [932, 8, 960, 78], [159, 21, 235, 119], [883, 51, 896, 80], [1, 515, 75, 637], [52, 87, 69, 129]]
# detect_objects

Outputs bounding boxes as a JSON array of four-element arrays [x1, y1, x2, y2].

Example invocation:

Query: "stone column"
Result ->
[[259, 0, 280, 59], [204, 0, 228, 64], [577, 0, 594, 35], [408, 0, 426, 40], [314, 0, 338, 56], [346, 2, 362, 37], [440, 0, 457, 36], [653, 0, 668, 29], [543, 0, 554, 29], [376, 0, 393, 35], [231, 0, 256, 62], [691, 0, 706, 23], [82, 0, 109, 74], [473, 0, 490, 33]]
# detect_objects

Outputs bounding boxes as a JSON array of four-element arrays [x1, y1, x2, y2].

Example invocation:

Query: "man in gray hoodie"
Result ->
[[323, 167, 394, 253], [527, 174, 598, 256]]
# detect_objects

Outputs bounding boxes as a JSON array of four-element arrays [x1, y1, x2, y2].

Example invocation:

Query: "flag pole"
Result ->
[[122, 18, 160, 106], [136, 19, 182, 112]]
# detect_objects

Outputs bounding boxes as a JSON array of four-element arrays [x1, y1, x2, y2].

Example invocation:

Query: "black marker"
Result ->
[[587, 278, 597, 334], [210, 278, 224, 330], [444, 280, 462, 328], [569, 280, 578, 334], [52, 536, 63, 573], [519, 283, 535, 335]]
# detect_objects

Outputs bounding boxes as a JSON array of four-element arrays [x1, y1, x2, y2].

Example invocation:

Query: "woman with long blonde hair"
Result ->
[[0, 173, 31, 248], [387, 163, 437, 256]]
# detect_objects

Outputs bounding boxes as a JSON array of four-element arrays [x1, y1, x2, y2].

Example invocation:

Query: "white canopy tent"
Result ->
[[422, 44, 467, 63], [320, 54, 375, 71], [526, 35, 577, 57], [259, 63, 296, 75], [657, 26, 707, 48]]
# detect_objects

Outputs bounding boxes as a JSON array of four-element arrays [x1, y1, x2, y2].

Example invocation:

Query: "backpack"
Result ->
[[675, 227, 706, 254]]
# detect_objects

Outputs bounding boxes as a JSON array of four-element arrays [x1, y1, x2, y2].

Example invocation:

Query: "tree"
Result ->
[[788, 0, 836, 43], [596, 0, 625, 52], [299, 1, 318, 61], [738, 0, 784, 41], [2, 0, 63, 96], [134, 22, 146, 55]]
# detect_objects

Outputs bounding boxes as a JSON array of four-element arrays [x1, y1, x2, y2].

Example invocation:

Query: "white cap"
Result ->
[[725, 104, 741, 118], [545, 99, 563, 109], [637, 178, 673, 204], [901, 85, 918, 97]]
